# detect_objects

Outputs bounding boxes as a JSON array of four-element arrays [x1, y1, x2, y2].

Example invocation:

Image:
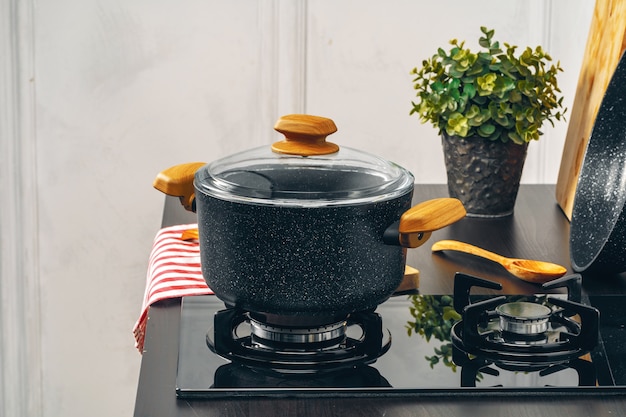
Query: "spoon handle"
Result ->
[[431, 240, 508, 266]]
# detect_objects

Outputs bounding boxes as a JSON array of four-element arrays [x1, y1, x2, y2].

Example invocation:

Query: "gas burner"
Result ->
[[495, 301, 552, 336], [206, 307, 391, 374], [249, 318, 347, 349], [450, 273, 600, 369]]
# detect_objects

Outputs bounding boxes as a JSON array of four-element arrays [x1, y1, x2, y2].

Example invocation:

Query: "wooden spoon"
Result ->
[[431, 240, 567, 284]]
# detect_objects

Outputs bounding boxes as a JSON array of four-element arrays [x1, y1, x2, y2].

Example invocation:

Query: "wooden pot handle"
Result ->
[[272, 114, 340, 156], [399, 198, 466, 248], [153, 162, 206, 212], [384, 198, 466, 248]]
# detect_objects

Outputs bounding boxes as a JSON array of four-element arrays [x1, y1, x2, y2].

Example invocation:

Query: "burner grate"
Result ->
[[451, 273, 600, 369], [206, 307, 391, 374]]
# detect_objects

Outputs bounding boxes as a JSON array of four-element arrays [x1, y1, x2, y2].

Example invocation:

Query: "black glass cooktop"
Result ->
[[176, 294, 626, 399]]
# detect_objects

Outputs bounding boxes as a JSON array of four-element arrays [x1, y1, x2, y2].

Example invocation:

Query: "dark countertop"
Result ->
[[134, 184, 626, 417]]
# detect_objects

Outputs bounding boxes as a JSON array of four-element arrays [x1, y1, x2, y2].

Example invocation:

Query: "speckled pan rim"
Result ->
[[570, 51, 626, 273]]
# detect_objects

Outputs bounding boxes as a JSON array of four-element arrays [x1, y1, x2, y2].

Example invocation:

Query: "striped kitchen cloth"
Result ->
[[133, 223, 213, 353]]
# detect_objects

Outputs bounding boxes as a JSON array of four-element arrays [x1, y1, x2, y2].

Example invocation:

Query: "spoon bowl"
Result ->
[[431, 240, 567, 283]]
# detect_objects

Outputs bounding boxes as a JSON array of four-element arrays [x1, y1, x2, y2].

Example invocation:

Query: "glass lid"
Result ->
[[194, 114, 414, 207]]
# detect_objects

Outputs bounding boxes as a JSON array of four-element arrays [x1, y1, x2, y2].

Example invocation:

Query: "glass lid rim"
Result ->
[[193, 145, 415, 204]]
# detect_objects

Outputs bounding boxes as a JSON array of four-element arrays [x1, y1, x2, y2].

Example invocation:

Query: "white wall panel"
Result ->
[[0, 1, 41, 416], [33, 1, 269, 416]]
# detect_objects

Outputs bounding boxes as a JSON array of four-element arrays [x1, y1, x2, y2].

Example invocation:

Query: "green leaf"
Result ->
[[507, 131, 524, 144], [476, 73, 497, 96], [431, 81, 445, 93], [477, 123, 496, 137], [509, 89, 522, 103], [445, 112, 470, 137], [463, 82, 476, 98]]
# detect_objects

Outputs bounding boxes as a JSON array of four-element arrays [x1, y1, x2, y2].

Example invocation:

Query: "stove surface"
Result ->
[[176, 294, 625, 398]]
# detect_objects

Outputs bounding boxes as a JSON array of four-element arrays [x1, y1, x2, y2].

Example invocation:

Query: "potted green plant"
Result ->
[[410, 26, 567, 217]]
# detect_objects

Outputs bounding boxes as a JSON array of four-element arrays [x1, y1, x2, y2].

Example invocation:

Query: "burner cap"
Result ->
[[250, 319, 347, 347], [495, 302, 551, 335]]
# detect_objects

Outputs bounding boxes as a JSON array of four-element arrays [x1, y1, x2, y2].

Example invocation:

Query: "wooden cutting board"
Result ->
[[556, 0, 626, 220]]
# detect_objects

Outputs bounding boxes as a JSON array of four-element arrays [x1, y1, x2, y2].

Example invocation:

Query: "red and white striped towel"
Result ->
[[133, 223, 213, 353]]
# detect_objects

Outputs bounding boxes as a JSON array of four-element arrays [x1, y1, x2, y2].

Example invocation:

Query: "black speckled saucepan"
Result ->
[[570, 52, 626, 274], [154, 115, 465, 324]]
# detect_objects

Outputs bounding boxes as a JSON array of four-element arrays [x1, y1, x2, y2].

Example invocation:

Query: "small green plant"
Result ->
[[410, 27, 567, 144]]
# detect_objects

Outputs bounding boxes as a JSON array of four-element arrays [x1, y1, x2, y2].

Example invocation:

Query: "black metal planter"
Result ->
[[442, 134, 529, 217]]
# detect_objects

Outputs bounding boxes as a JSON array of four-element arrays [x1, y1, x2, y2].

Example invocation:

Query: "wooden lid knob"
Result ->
[[272, 114, 339, 156]]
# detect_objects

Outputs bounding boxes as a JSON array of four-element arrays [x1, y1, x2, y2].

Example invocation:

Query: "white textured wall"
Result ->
[[1, 1, 594, 416], [303, 0, 593, 184], [34, 2, 264, 416]]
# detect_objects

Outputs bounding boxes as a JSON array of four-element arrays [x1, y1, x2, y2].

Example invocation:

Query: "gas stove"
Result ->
[[175, 273, 626, 398]]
